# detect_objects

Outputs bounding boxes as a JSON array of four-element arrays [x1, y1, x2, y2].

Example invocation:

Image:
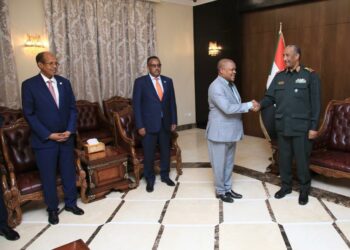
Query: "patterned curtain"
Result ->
[[44, 0, 156, 103], [0, 0, 20, 108]]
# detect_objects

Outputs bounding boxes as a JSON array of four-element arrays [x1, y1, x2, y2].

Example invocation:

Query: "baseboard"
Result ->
[[176, 123, 197, 131]]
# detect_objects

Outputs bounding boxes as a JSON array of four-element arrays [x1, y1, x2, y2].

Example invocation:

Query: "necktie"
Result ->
[[154, 77, 163, 101], [47, 80, 58, 107], [228, 82, 234, 93], [229, 82, 240, 102]]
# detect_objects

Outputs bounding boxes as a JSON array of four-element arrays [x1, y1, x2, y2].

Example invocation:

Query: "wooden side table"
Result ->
[[76, 146, 135, 203]]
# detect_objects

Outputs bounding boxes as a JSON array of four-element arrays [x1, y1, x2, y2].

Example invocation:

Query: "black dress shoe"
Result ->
[[161, 178, 175, 186], [274, 188, 292, 199], [0, 226, 20, 241], [146, 182, 154, 192], [48, 210, 59, 225], [64, 205, 84, 215], [299, 191, 309, 205], [226, 190, 243, 199], [216, 194, 234, 203]]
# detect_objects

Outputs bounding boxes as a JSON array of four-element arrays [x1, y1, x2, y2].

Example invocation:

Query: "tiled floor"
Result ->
[[1, 128, 349, 249]]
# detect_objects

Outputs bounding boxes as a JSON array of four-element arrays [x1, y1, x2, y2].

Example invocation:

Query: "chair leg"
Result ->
[[77, 170, 89, 203], [134, 163, 141, 186], [176, 152, 183, 175], [5, 187, 22, 227]]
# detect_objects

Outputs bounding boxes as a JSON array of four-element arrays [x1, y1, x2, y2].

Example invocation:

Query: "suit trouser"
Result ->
[[277, 133, 312, 192], [142, 125, 171, 183], [207, 139, 236, 195], [0, 185, 8, 229], [34, 144, 77, 211]]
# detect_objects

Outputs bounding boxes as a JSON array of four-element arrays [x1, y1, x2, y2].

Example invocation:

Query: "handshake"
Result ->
[[250, 100, 261, 112]]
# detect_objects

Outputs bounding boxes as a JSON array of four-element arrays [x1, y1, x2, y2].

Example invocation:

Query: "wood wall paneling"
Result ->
[[193, 0, 350, 136], [240, 0, 350, 137], [194, 0, 240, 128]]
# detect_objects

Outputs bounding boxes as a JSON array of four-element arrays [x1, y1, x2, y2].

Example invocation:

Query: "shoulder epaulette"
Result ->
[[304, 67, 314, 72]]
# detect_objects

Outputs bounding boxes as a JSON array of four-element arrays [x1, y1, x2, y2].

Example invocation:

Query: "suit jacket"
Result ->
[[22, 74, 77, 149], [206, 76, 250, 142], [132, 74, 177, 133]]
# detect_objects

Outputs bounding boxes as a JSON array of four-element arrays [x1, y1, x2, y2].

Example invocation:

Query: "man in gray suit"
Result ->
[[206, 58, 258, 203]]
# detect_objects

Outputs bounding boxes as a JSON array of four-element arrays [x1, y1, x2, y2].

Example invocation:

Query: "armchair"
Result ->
[[113, 106, 182, 185], [76, 100, 114, 148], [0, 119, 87, 227], [0, 106, 23, 128], [310, 98, 350, 179]]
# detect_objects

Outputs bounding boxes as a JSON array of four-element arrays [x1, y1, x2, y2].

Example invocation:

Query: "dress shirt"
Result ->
[[149, 74, 164, 93], [41, 73, 60, 107]]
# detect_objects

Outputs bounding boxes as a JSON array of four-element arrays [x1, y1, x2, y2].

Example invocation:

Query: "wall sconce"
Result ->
[[24, 34, 45, 48], [208, 41, 222, 56]]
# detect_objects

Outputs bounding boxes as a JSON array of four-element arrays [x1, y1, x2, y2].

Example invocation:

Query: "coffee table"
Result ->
[[76, 146, 135, 202]]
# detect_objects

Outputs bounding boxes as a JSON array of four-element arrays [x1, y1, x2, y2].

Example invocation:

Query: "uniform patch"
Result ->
[[295, 78, 306, 84], [277, 81, 285, 85], [304, 67, 314, 72]]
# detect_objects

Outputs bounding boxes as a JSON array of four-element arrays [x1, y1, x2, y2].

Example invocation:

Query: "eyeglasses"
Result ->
[[44, 62, 60, 66], [149, 64, 161, 68]]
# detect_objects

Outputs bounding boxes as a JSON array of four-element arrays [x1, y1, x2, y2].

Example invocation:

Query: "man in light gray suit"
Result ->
[[206, 58, 258, 203]]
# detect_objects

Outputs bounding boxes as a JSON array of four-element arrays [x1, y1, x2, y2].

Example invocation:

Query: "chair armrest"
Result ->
[[312, 100, 336, 150], [76, 130, 83, 149], [1, 161, 17, 189], [312, 124, 330, 151], [74, 153, 85, 175], [113, 114, 135, 147], [117, 133, 136, 156], [0, 163, 10, 194], [0, 163, 16, 213], [73, 150, 89, 203]]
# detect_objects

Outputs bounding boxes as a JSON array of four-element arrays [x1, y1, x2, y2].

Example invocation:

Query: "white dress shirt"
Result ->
[[41, 73, 59, 107], [149, 74, 164, 93]]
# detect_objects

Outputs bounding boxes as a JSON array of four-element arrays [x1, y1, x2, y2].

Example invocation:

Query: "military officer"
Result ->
[[255, 45, 321, 205]]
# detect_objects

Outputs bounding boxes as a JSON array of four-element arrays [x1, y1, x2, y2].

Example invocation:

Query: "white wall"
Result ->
[[8, 0, 47, 85], [8, 0, 196, 126], [155, 3, 196, 125]]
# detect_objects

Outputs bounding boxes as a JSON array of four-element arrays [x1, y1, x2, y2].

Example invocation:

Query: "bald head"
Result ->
[[217, 58, 236, 82], [217, 59, 235, 72]]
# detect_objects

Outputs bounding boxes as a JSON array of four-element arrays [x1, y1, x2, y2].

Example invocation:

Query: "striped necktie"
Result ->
[[47, 80, 58, 107]]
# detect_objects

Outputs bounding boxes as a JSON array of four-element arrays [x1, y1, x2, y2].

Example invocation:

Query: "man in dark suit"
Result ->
[[133, 56, 178, 192], [22, 52, 84, 225], [0, 114, 20, 240]]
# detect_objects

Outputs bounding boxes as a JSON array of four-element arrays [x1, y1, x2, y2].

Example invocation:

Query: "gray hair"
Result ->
[[286, 45, 301, 57]]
